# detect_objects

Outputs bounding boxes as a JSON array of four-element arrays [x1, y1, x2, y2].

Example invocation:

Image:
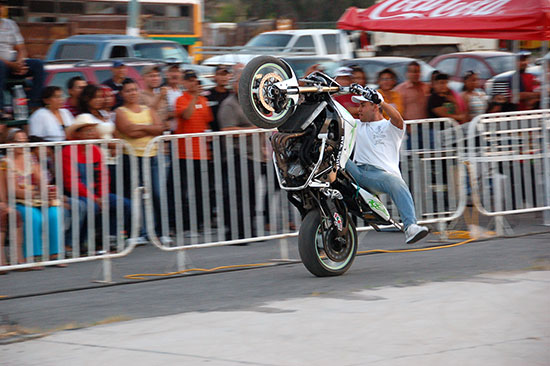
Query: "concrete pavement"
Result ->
[[2, 270, 549, 366]]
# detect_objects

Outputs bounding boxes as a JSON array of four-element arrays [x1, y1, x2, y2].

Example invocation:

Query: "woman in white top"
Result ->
[[461, 71, 488, 122], [77, 84, 115, 139], [28, 86, 74, 141]]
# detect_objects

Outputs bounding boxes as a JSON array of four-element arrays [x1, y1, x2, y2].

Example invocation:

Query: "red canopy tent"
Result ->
[[337, 0, 550, 41]]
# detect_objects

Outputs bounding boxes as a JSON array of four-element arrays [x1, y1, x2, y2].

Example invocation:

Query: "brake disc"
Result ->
[[258, 72, 284, 112]]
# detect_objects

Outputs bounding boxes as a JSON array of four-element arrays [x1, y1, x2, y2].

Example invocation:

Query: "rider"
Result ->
[[345, 86, 429, 244]]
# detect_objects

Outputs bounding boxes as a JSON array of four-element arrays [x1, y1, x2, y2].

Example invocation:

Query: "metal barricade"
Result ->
[[142, 120, 467, 259], [355, 118, 467, 233], [0, 139, 141, 278], [467, 110, 550, 231], [141, 129, 299, 263]]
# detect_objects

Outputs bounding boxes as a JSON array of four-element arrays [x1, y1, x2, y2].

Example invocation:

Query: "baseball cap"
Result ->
[[351, 95, 370, 104], [215, 65, 230, 74], [141, 64, 162, 76], [333, 66, 353, 78], [183, 70, 198, 80], [112, 60, 126, 68]]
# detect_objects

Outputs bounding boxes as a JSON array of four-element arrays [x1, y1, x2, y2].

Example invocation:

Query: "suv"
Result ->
[[46, 35, 191, 63], [202, 29, 354, 66]]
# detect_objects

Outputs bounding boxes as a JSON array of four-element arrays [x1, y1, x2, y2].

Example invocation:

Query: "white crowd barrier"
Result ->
[[2, 112, 548, 274], [467, 110, 550, 231], [0, 139, 141, 277]]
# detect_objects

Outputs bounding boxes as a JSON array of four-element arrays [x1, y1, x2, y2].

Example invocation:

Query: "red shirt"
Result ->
[[175, 92, 213, 160], [62, 145, 109, 200]]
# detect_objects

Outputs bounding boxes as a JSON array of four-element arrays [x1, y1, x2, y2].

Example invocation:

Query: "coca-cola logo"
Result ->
[[368, 0, 512, 19]]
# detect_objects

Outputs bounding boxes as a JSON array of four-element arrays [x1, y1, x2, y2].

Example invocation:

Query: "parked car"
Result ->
[[202, 29, 354, 66], [46, 35, 190, 62], [429, 51, 517, 91], [484, 65, 541, 96], [342, 57, 435, 86]]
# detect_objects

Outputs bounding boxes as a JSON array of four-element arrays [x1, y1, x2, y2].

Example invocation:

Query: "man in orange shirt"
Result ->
[[175, 70, 214, 231], [394, 61, 430, 121]]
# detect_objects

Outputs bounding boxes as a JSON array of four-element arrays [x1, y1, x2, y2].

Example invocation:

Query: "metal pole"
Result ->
[[542, 42, 550, 226], [512, 40, 520, 105], [126, 0, 140, 37]]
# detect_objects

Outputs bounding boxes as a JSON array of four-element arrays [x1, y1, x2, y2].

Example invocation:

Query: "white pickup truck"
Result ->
[[201, 29, 355, 66]]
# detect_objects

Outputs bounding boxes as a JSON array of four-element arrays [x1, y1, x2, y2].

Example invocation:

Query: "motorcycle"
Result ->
[[238, 56, 403, 277]]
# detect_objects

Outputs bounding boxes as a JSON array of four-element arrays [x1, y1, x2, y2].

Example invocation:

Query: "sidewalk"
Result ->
[[2, 270, 549, 366]]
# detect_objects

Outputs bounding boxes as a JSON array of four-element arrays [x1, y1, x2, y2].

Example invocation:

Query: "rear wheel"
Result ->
[[238, 56, 295, 129], [298, 210, 357, 277]]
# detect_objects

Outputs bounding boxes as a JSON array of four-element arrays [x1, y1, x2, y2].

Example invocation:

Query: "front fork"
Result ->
[[318, 190, 349, 238]]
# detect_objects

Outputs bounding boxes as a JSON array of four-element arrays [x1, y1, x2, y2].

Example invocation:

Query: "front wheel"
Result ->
[[238, 56, 295, 129], [298, 210, 358, 277]]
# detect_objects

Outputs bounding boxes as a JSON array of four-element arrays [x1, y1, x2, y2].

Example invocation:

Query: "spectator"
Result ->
[[0, 168, 24, 270], [430, 70, 466, 114], [486, 93, 517, 114], [206, 65, 232, 132], [377, 68, 403, 117], [28, 86, 74, 141], [0, 3, 45, 118], [427, 73, 466, 123], [0, 129, 61, 264], [509, 52, 540, 110], [64, 76, 87, 117], [350, 65, 368, 86], [102, 60, 131, 109], [115, 78, 164, 242], [78, 84, 115, 138], [62, 115, 131, 241], [98, 84, 116, 123], [164, 65, 183, 132], [461, 71, 488, 122], [395, 61, 430, 120], [175, 70, 214, 231], [333, 66, 359, 118], [139, 65, 170, 130]]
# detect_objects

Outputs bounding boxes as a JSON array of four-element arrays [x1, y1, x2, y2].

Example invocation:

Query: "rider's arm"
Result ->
[[380, 101, 404, 130]]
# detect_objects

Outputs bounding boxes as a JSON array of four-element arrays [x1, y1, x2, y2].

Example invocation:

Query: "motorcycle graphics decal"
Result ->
[[368, 199, 389, 217], [333, 212, 343, 232]]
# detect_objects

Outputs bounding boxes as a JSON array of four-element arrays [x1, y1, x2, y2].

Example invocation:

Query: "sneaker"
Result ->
[[405, 224, 429, 244], [159, 236, 174, 246], [126, 236, 149, 246]]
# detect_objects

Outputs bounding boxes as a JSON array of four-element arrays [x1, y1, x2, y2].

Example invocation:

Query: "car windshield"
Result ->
[[245, 34, 293, 49], [133, 43, 190, 63], [485, 55, 516, 75]]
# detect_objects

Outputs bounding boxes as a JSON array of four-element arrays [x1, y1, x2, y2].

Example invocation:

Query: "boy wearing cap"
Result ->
[[102, 61, 131, 109], [346, 87, 429, 244], [62, 115, 131, 239], [205, 65, 231, 132], [175, 70, 214, 229]]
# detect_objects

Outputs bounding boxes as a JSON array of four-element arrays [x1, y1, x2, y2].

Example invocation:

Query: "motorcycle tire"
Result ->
[[298, 210, 358, 277], [239, 56, 294, 129]]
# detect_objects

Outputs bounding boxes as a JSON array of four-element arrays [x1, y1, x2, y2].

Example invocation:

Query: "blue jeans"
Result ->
[[16, 205, 60, 258], [78, 193, 132, 236], [0, 58, 45, 110], [345, 161, 417, 229]]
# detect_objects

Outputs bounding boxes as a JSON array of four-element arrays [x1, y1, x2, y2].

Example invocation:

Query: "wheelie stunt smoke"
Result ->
[[238, 56, 427, 277]]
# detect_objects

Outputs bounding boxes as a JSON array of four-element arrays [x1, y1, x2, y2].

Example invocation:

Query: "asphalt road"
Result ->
[[1, 224, 549, 334]]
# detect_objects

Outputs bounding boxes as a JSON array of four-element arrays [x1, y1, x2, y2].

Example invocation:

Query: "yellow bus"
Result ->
[[9, 0, 203, 61]]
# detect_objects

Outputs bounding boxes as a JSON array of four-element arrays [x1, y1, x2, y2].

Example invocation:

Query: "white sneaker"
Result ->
[[405, 224, 429, 244], [159, 236, 174, 246]]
